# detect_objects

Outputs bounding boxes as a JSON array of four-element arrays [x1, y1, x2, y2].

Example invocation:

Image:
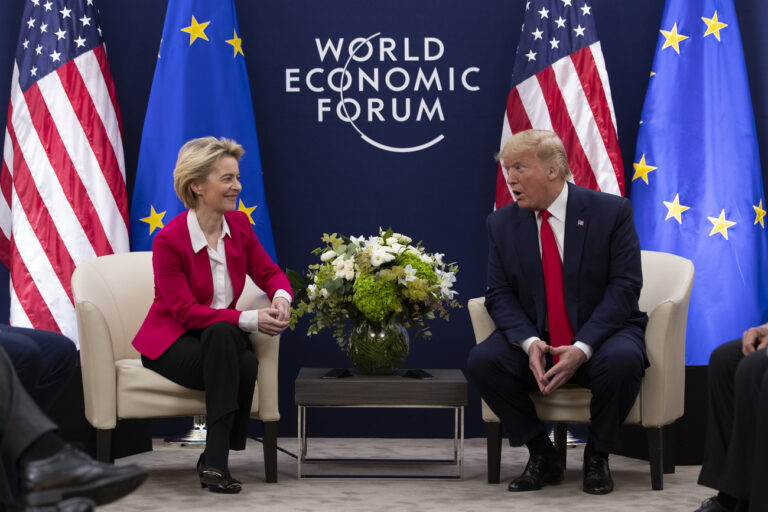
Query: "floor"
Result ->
[[102, 437, 712, 511]]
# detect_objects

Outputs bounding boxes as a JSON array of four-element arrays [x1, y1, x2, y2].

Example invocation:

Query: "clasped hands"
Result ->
[[528, 340, 587, 395], [255, 296, 291, 336], [741, 322, 768, 356]]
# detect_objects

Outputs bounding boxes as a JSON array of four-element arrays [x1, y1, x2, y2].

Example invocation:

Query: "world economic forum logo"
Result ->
[[285, 33, 480, 153]]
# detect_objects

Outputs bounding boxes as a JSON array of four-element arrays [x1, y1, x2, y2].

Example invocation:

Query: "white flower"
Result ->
[[398, 264, 417, 285], [433, 252, 444, 266], [320, 250, 336, 262], [370, 254, 383, 267], [307, 284, 317, 297], [440, 285, 457, 300], [437, 269, 456, 286], [350, 235, 365, 246], [321, 288, 330, 299], [419, 253, 434, 265], [345, 270, 355, 280]]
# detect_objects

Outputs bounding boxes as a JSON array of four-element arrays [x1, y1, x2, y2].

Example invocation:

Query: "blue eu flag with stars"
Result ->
[[130, 0, 277, 260], [630, 0, 768, 365]]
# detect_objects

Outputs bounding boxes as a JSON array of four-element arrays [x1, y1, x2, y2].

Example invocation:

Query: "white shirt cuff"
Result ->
[[273, 289, 292, 304], [573, 341, 593, 360], [518, 336, 540, 355], [238, 310, 259, 332]]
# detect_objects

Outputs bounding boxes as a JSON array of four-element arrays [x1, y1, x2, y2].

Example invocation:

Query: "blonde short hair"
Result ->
[[497, 129, 573, 180], [173, 137, 245, 208]]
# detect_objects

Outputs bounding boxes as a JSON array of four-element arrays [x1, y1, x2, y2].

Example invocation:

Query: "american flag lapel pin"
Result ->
[[577, 219, 584, 227]]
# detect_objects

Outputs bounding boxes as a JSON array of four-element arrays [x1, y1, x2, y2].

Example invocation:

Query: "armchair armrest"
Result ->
[[468, 297, 495, 343], [75, 300, 118, 430]]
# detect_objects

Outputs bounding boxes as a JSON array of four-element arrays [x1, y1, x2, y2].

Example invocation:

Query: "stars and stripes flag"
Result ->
[[496, 0, 624, 208], [631, 0, 768, 365], [0, 0, 129, 343]]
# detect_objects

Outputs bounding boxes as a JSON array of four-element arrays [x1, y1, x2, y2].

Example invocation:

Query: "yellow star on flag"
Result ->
[[754, 199, 766, 228], [238, 199, 257, 225], [663, 194, 690, 224], [632, 154, 657, 184], [660, 22, 689, 54], [225, 29, 244, 57], [702, 11, 727, 41], [181, 15, 210, 46], [140, 205, 166, 235], [707, 209, 736, 240]]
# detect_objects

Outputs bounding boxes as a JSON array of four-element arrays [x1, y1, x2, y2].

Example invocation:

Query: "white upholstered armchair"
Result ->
[[71, 251, 281, 482], [468, 250, 694, 490]]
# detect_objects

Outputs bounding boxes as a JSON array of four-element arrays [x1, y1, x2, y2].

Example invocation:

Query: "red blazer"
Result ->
[[132, 210, 293, 360]]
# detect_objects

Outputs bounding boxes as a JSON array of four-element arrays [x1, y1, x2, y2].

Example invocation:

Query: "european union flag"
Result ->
[[130, 0, 277, 260], [631, 0, 768, 365]]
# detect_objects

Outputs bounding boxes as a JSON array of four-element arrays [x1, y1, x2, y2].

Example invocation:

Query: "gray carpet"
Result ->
[[102, 438, 711, 511]]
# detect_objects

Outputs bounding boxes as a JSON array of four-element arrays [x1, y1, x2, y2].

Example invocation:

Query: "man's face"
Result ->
[[504, 151, 558, 211]]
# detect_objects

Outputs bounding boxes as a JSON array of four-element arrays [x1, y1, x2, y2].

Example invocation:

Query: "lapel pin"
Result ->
[[577, 219, 584, 226]]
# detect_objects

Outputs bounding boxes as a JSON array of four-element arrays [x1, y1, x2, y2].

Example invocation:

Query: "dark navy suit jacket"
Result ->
[[485, 182, 648, 356]]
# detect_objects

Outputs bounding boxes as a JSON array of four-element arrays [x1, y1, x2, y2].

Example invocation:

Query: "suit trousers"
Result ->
[[698, 339, 768, 503], [467, 326, 645, 453], [141, 322, 259, 451], [0, 346, 58, 502], [0, 324, 77, 412]]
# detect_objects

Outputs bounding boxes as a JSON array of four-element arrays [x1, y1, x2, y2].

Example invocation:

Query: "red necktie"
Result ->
[[540, 210, 574, 364]]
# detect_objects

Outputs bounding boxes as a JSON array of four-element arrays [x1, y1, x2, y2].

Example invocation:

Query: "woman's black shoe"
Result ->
[[199, 469, 241, 494]]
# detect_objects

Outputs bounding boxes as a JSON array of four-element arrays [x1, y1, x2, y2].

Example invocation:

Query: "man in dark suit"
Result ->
[[0, 346, 146, 511], [467, 129, 648, 495], [695, 321, 768, 512]]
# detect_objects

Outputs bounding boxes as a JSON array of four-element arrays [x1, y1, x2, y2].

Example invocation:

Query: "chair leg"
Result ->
[[262, 421, 278, 483], [662, 425, 675, 474], [486, 422, 502, 484], [96, 429, 114, 463], [647, 427, 663, 490], [554, 423, 567, 469]]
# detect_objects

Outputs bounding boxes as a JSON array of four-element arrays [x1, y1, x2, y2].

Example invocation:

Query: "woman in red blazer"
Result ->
[[132, 137, 292, 494]]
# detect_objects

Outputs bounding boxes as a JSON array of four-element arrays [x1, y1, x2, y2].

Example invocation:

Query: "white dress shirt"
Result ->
[[187, 210, 291, 333], [518, 183, 593, 360]]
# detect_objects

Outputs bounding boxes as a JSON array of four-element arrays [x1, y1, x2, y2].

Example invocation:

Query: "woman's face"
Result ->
[[193, 155, 242, 213]]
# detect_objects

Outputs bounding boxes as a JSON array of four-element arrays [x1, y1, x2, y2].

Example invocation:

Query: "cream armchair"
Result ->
[[71, 251, 281, 482], [468, 250, 694, 490]]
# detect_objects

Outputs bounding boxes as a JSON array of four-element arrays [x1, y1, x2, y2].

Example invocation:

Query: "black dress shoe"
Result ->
[[20, 445, 147, 507], [694, 496, 734, 512], [508, 454, 564, 492], [582, 454, 614, 495], [199, 468, 242, 494]]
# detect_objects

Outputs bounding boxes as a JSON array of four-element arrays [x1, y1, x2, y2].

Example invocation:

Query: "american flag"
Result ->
[[496, 0, 624, 208], [0, 0, 129, 343]]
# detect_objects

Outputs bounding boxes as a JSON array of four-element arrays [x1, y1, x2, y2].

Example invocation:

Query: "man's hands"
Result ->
[[742, 322, 768, 356], [529, 341, 587, 394], [257, 297, 291, 336]]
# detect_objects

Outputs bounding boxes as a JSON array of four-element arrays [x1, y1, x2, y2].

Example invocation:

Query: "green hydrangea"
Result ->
[[353, 274, 399, 322], [396, 252, 437, 282]]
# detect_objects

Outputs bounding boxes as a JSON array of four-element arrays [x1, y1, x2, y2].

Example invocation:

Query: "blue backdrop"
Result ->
[[1, 0, 767, 438]]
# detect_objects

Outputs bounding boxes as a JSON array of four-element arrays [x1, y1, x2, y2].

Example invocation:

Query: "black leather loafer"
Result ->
[[694, 497, 734, 512], [21, 445, 146, 507], [508, 454, 564, 492], [582, 454, 614, 495]]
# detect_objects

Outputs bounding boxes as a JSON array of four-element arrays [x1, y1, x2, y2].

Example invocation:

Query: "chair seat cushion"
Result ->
[[115, 359, 259, 419]]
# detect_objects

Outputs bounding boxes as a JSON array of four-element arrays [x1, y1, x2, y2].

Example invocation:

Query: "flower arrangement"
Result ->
[[288, 228, 461, 350]]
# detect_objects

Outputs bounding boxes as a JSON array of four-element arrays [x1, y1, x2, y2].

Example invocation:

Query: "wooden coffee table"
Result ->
[[294, 368, 467, 479]]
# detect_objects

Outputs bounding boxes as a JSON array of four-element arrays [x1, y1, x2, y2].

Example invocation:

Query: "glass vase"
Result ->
[[347, 322, 409, 375]]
